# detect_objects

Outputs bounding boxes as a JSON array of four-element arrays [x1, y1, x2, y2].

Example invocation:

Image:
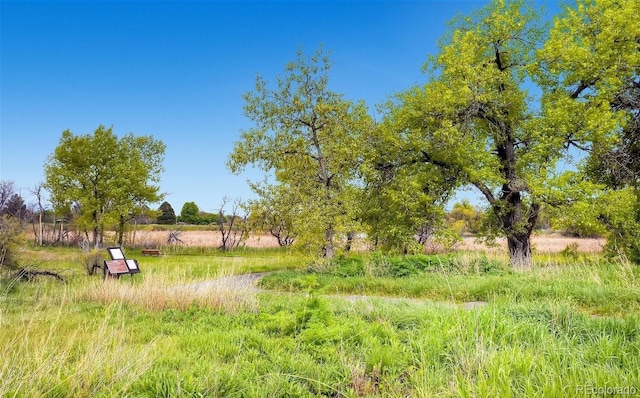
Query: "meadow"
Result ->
[[1, 241, 639, 397]]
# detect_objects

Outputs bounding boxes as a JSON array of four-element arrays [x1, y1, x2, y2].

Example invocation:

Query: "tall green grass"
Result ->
[[0, 298, 155, 397], [2, 248, 639, 396], [261, 253, 640, 316]]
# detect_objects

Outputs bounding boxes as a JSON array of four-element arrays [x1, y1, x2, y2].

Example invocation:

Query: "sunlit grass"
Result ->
[[261, 252, 640, 317], [2, 246, 640, 396], [80, 267, 259, 313], [0, 300, 155, 397]]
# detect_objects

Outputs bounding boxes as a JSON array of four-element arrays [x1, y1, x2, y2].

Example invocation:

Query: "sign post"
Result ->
[[103, 247, 141, 279]]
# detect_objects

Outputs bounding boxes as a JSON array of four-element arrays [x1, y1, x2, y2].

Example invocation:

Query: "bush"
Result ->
[[82, 249, 106, 276], [310, 253, 509, 279], [0, 215, 22, 271]]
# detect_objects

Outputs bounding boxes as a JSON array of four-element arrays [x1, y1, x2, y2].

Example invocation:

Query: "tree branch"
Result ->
[[472, 181, 496, 205]]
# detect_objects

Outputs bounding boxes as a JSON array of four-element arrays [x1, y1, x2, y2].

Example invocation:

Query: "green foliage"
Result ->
[[0, 215, 22, 270], [179, 201, 200, 224], [366, 0, 639, 268], [551, 187, 640, 262], [228, 47, 374, 257], [369, 0, 546, 267], [198, 211, 219, 225], [156, 201, 176, 225], [1, 193, 28, 222], [537, 0, 640, 260], [44, 125, 165, 246], [358, 160, 451, 253], [304, 253, 509, 279], [447, 200, 484, 235], [561, 243, 580, 260], [246, 182, 298, 247]]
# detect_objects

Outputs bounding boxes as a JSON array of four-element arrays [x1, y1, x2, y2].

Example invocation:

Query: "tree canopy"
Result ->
[[44, 125, 165, 247], [180, 202, 200, 224], [228, 47, 374, 257], [368, 0, 639, 267], [157, 201, 177, 225]]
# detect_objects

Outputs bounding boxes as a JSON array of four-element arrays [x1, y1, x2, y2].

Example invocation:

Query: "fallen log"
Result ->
[[12, 268, 65, 282]]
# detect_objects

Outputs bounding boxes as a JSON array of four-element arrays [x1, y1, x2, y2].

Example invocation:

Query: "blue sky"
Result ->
[[1, 0, 561, 214]]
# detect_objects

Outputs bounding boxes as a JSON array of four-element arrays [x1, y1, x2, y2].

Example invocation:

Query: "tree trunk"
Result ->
[[117, 214, 125, 246], [507, 233, 532, 270], [496, 190, 538, 270], [132, 218, 137, 247], [345, 231, 354, 252], [38, 211, 43, 246], [323, 226, 335, 258], [92, 227, 99, 248]]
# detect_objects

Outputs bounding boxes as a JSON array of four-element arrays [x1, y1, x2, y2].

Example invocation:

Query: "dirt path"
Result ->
[[184, 272, 488, 310], [185, 272, 268, 293]]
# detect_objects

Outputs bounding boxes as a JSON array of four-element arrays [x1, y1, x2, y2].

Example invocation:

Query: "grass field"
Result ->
[[125, 229, 605, 253], [1, 244, 638, 397]]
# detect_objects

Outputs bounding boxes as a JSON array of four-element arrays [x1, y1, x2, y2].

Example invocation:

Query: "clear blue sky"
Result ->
[[1, 0, 561, 214]]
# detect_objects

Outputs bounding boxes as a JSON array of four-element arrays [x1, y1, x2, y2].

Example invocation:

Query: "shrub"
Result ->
[[82, 249, 105, 276], [0, 215, 22, 271], [309, 253, 509, 279]]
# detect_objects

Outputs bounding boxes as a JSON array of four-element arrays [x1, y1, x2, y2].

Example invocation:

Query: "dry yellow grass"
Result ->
[[133, 230, 605, 253], [80, 268, 259, 313], [132, 230, 281, 249], [459, 233, 605, 253]]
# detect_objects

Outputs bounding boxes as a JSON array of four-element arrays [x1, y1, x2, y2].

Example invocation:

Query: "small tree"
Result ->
[[0, 181, 23, 270], [180, 202, 200, 224], [447, 201, 484, 235], [228, 47, 373, 258], [0, 181, 16, 210], [30, 182, 47, 246], [218, 197, 247, 251], [0, 216, 22, 271], [2, 194, 28, 223], [44, 125, 165, 248], [246, 182, 298, 247]]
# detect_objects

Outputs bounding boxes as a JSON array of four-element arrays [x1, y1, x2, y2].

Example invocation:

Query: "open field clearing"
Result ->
[[1, 246, 639, 397], [459, 234, 605, 253], [132, 230, 605, 254], [130, 230, 282, 249]]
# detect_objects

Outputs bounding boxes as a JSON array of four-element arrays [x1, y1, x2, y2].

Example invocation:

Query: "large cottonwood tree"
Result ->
[[44, 125, 165, 247], [228, 48, 373, 257], [375, 0, 638, 267], [540, 0, 640, 260]]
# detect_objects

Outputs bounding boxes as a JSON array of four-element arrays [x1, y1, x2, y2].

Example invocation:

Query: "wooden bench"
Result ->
[[141, 249, 161, 256]]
